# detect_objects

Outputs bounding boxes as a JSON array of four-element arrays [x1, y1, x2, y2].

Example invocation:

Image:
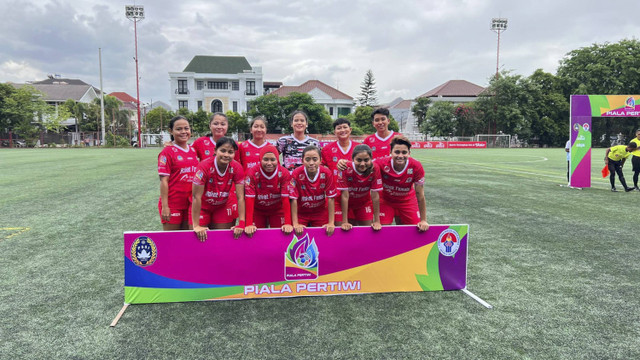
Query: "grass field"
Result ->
[[1, 147, 638, 359]]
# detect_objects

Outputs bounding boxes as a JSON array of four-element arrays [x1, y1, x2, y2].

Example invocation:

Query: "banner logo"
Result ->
[[284, 233, 318, 280], [131, 236, 157, 267], [437, 229, 460, 257], [626, 97, 635, 109]]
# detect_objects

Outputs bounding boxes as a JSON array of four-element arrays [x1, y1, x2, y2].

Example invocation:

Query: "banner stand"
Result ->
[[461, 288, 493, 309], [110, 303, 129, 328]]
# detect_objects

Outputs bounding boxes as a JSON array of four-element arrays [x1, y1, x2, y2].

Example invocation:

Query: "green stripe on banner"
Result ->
[[415, 242, 443, 291], [589, 95, 610, 116], [125, 286, 245, 304], [571, 127, 591, 174]]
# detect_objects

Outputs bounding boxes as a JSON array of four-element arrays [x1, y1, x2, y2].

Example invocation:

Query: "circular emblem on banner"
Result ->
[[130, 236, 157, 267], [437, 229, 460, 257], [582, 123, 590, 131], [573, 123, 580, 131]]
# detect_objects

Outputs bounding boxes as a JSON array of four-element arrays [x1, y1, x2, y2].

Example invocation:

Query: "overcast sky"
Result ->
[[1, 0, 638, 106]]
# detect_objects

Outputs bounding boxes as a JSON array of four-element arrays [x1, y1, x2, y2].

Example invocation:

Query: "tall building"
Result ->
[[169, 55, 264, 113]]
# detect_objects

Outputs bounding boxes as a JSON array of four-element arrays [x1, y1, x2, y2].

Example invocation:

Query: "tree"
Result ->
[[522, 69, 569, 146], [248, 92, 333, 134], [226, 110, 249, 134], [358, 69, 378, 106], [344, 106, 399, 134], [145, 107, 174, 133], [453, 103, 484, 137], [420, 101, 456, 137], [411, 97, 431, 128]]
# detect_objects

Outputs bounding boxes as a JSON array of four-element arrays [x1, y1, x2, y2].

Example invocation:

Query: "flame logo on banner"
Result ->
[[626, 97, 635, 109], [286, 234, 318, 268]]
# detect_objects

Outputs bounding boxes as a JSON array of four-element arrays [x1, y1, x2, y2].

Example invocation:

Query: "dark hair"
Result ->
[[333, 118, 350, 129], [390, 135, 412, 151], [628, 142, 638, 149], [302, 145, 321, 158], [215, 136, 238, 151], [636, 129, 640, 133], [168, 116, 189, 141], [352, 144, 372, 160], [371, 108, 390, 120], [290, 110, 308, 125], [210, 112, 228, 123], [250, 115, 268, 129]]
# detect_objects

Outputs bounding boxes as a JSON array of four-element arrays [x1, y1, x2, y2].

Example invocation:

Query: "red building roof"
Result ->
[[109, 92, 139, 104], [271, 80, 353, 100]]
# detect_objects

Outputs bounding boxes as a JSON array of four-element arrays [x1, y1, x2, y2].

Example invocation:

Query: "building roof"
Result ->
[[32, 78, 90, 86], [419, 80, 485, 98], [390, 99, 413, 109], [183, 55, 252, 74], [109, 92, 139, 104], [264, 81, 283, 88], [11, 83, 94, 102], [270, 80, 353, 100]]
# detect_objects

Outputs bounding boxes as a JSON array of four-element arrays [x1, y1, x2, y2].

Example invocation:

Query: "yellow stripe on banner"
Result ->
[[0, 227, 31, 241]]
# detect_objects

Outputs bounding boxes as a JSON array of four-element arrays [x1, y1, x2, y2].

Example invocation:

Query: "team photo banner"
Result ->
[[124, 225, 468, 304]]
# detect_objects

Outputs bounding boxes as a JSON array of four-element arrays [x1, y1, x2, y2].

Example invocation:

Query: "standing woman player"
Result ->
[[238, 116, 270, 171], [336, 144, 383, 231], [192, 137, 246, 241], [191, 112, 229, 161], [157, 116, 199, 230], [277, 110, 319, 171], [243, 145, 293, 236], [289, 146, 337, 236], [364, 108, 401, 159]]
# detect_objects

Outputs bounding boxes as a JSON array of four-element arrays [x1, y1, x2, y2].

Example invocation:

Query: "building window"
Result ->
[[196, 81, 204, 90], [232, 81, 239, 91], [246, 81, 256, 95], [197, 101, 203, 110], [208, 81, 228, 90], [178, 100, 188, 109], [246, 101, 251, 112], [233, 101, 238, 113], [338, 107, 351, 116], [177, 80, 188, 94], [211, 99, 223, 113], [329, 107, 334, 116]]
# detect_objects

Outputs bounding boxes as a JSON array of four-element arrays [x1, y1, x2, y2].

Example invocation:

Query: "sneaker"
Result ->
[[611, 187, 618, 192], [635, 187, 640, 191], [625, 187, 635, 192]]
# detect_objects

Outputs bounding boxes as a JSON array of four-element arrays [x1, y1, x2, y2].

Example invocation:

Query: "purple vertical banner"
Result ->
[[570, 96, 592, 188]]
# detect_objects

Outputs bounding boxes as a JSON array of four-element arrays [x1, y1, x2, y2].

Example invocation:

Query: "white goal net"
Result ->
[[474, 134, 512, 148]]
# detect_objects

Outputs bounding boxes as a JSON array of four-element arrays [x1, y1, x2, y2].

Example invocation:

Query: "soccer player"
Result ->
[[630, 129, 640, 190], [289, 145, 337, 236], [192, 137, 246, 241], [238, 116, 270, 171], [336, 144, 382, 231], [363, 108, 401, 159], [321, 117, 359, 224], [243, 144, 293, 236], [157, 116, 199, 230], [277, 110, 319, 171], [191, 112, 229, 161], [605, 142, 637, 192]]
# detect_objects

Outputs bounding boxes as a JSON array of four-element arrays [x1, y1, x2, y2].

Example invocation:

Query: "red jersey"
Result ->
[[238, 140, 270, 171], [364, 131, 401, 159], [193, 158, 244, 209], [289, 166, 337, 214], [337, 162, 383, 208], [244, 165, 291, 212], [191, 136, 217, 161], [374, 156, 425, 203], [321, 140, 360, 178], [158, 144, 199, 195]]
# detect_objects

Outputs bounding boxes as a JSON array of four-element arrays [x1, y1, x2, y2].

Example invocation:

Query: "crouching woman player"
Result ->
[[243, 145, 294, 236], [289, 145, 337, 236], [191, 137, 246, 241], [336, 144, 383, 231]]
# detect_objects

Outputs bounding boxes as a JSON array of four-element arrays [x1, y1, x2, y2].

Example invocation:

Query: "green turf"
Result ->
[[1, 147, 638, 359]]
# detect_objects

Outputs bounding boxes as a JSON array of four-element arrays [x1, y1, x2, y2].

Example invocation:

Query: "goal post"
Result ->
[[474, 134, 511, 148]]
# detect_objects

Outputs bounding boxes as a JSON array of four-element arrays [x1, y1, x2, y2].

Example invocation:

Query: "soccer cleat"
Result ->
[[635, 187, 640, 191], [625, 187, 635, 192], [611, 187, 618, 192]]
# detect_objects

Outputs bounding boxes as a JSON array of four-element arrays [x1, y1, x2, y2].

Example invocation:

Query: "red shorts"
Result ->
[[348, 202, 374, 222], [297, 211, 328, 227], [253, 208, 286, 228], [158, 197, 191, 224], [379, 197, 419, 225], [195, 200, 238, 226]]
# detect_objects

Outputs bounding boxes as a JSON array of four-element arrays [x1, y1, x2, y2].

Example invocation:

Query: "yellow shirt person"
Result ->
[[605, 143, 637, 192]]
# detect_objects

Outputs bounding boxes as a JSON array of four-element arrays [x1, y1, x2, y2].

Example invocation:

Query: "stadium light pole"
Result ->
[[490, 18, 508, 78], [126, 5, 144, 148]]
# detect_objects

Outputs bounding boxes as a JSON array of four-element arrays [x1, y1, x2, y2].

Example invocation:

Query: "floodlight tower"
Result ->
[[126, 5, 144, 148], [490, 18, 508, 78]]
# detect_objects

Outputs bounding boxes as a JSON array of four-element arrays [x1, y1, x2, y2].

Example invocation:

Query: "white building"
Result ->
[[270, 80, 354, 119], [169, 55, 264, 113]]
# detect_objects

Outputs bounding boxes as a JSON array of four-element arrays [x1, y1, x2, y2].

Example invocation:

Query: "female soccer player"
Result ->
[[157, 116, 199, 230], [243, 145, 293, 236], [336, 144, 383, 231], [191, 112, 229, 161], [364, 108, 401, 159], [192, 137, 246, 241], [289, 145, 337, 236], [238, 116, 270, 171], [277, 110, 319, 171]]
